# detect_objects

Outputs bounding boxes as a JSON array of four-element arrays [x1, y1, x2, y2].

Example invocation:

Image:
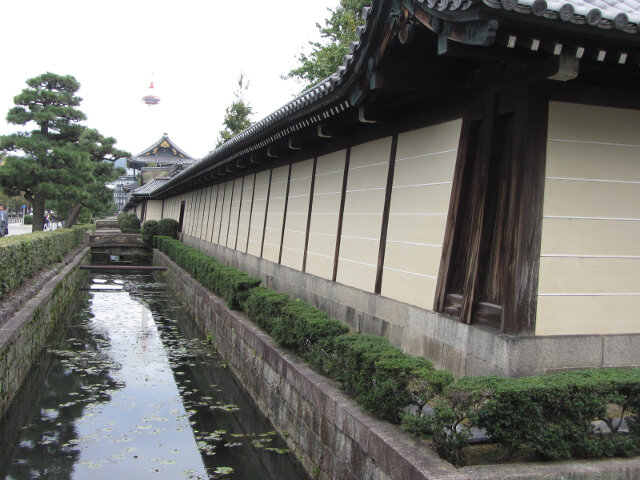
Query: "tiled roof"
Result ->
[[131, 177, 170, 197], [141, 0, 640, 200], [484, 0, 640, 33], [128, 134, 196, 169]]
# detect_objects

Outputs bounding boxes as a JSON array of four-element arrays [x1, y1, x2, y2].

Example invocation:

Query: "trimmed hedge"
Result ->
[[0, 224, 93, 300], [154, 236, 640, 465], [120, 214, 140, 233], [157, 218, 179, 239], [141, 220, 159, 245], [154, 236, 260, 310], [403, 370, 640, 463]]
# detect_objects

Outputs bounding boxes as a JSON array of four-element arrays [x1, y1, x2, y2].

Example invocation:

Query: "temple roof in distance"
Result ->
[[127, 133, 197, 170]]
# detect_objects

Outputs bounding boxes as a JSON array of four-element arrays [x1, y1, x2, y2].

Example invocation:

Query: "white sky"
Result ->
[[0, 0, 339, 159]]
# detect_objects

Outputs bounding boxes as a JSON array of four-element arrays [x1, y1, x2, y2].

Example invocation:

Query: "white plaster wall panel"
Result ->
[[547, 102, 640, 145], [306, 151, 346, 279], [219, 181, 233, 245], [247, 170, 271, 257], [195, 189, 205, 239], [546, 142, 640, 182], [200, 187, 213, 240], [209, 185, 222, 243], [185, 192, 195, 236], [541, 219, 640, 256], [281, 159, 314, 270], [262, 165, 290, 263], [203, 187, 215, 242], [380, 120, 460, 309], [181, 194, 189, 234], [212, 182, 227, 244], [544, 180, 639, 219], [227, 178, 243, 249], [537, 296, 640, 336], [190, 191, 199, 237], [199, 187, 210, 240], [537, 102, 640, 335], [145, 200, 163, 221], [236, 174, 255, 253], [336, 137, 392, 292]]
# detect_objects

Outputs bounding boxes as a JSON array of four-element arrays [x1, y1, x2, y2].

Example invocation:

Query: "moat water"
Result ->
[[0, 273, 307, 480]]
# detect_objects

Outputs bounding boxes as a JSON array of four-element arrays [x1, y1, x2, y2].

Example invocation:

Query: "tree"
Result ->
[[0, 73, 89, 231], [285, 0, 369, 90], [216, 73, 253, 147], [50, 129, 128, 227]]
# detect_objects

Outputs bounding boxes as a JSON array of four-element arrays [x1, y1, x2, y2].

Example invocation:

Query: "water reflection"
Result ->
[[0, 273, 306, 480]]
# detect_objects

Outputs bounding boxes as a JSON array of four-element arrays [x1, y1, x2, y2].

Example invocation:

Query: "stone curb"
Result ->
[[0, 244, 88, 329]]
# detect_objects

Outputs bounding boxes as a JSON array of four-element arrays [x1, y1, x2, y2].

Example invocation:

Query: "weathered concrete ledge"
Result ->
[[181, 234, 640, 378], [0, 246, 90, 418], [156, 247, 640, 480]]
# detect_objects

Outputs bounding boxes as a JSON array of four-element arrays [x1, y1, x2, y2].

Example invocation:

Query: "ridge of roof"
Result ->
[[130, 133, 195, 161]]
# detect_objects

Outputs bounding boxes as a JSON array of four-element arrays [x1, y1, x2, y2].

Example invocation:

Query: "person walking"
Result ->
[[0, 205, 7, 238]]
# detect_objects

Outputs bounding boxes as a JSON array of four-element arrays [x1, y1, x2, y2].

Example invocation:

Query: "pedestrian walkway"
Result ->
[[5, 221, 60, 237]]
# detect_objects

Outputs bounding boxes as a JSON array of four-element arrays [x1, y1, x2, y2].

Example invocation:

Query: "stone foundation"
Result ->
[[181, 234, 640, 377]]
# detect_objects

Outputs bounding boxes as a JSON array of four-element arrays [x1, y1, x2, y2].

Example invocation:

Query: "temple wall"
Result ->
[[536, 102, 640, 335]]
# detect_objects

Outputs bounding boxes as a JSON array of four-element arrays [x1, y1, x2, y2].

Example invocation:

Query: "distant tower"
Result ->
[[142, 80, 160, 106]]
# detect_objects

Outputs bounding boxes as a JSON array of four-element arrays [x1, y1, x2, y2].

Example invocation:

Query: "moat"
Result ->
[[0, 272, 307, 480]]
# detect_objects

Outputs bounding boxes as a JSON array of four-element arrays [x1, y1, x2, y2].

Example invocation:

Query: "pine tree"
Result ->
[[286, 0, 369, 90], [216, 73, 253, 147], [0, 73, 90, 231], [50, 128, 128, 227]]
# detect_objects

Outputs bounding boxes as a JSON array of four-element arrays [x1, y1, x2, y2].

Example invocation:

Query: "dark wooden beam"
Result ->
[[374, 134, 398, 294], [302, 157, 318, 273], [369, 69, 451, 92], [278, 164, 293, 264], [332, 148, 351, 282]]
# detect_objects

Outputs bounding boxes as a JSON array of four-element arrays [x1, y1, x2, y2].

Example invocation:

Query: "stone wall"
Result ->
[[0, 247, 90, 418], [154, 249, 467, 480]]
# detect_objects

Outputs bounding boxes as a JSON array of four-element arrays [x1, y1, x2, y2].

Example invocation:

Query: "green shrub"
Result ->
[[23, 214, 33, 225], [141, 220, 159, 245], [158, 218, 179, 238], [120, 214, 140, 233], [117, 212, 128, 227], [271, 298, 348, 355], [0, 225, 90, 300], [324, 334, 447, 421], [474, 369, 640, 460], [244, 287, 290, 332]]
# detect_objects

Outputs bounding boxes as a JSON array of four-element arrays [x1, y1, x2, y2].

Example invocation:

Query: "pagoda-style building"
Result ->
[[124, 134, 197, 220], [127, 133, 196, 185]]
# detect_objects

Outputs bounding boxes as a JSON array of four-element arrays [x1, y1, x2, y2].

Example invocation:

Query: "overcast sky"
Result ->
[[0, 0, 339, 159]]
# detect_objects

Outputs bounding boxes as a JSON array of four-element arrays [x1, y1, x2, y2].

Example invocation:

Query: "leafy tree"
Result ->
[[216, 73, 253, 147], [286, 0, 369, 90], [49, 129, 128, 227], [0, 73, 89, 231]]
